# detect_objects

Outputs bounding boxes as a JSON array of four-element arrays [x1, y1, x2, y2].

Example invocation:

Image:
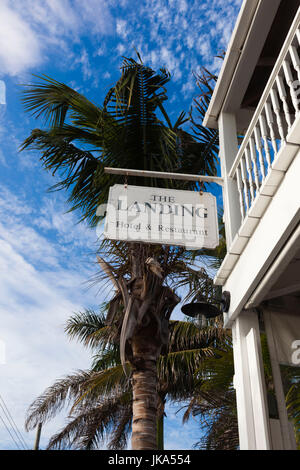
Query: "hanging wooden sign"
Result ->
[[103, 184, 219, 250]]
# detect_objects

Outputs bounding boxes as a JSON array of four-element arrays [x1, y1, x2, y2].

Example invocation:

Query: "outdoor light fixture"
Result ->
[[181, 291, 231, 319]]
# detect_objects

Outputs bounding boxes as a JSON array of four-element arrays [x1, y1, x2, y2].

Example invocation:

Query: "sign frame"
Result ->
[[102, 184, 219, 250]]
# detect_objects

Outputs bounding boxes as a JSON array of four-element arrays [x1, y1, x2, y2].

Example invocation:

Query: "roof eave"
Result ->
[[203, 0, 261, 129]]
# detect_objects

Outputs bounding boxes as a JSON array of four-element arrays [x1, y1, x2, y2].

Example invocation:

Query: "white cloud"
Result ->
[[0, 149, 7, 166], [0, 2, 41, 76], [0, 0, 242, 104], [186, 34, 195, 50], [116, 43, 126, 56], [0, 222, 60, 268], [0, 186, 98, 268], [197, 37, 212, 62], [0, 238, 93, 449], [33, 196, 97, 253], [45, 0, 78, 30], [76, 0, 114, 36], [0, 0, 115, 77], [164, 402, 200, 450], [181, 78, 196, 99], [103, 71, 111, 80], [0, 185, 100, 449], [0, 186, 33, 217], [116, 19, 128, 40], [178, 0, 188, 14], [0, 80, 6, 104], [94, 45, 106, 57], [74, 49, 92, 81], [113, 0, 242, 100]]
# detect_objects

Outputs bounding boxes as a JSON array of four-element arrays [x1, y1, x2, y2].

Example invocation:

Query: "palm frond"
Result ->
[[25, 370, 93, 431], [65, 307, 118, 350], [21, 59, 220, 225], [21, 75, 102, 128], [48, 392, 132, 450]]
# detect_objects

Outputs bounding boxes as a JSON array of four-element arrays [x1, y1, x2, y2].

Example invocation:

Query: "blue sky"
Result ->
[[0, 0, 242, 450]]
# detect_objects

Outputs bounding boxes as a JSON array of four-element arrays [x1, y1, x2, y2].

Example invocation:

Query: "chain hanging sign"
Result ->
[[101, 184, 219, 250]]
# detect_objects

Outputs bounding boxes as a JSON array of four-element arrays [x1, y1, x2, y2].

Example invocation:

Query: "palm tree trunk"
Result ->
[[156, 392, 166, 450], [131, 329, 161, 450], [156, 413, 164, 450]]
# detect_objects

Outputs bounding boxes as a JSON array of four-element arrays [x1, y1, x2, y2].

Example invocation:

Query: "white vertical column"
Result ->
[[263, 308, 297, 450], [218, 112, 242, 247], [232, 310, 271, 450]]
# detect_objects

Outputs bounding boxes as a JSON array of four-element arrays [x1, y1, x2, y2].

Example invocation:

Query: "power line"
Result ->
[[0, 402, 27, 450], [0, 413, 22, 450], [0, 394, 29, 450]]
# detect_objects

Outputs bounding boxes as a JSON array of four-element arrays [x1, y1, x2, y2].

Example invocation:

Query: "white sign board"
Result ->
[[102, 184, 219, 250]]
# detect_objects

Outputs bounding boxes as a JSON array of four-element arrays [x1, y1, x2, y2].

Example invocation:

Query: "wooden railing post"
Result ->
[[218, 112, 242, 247]]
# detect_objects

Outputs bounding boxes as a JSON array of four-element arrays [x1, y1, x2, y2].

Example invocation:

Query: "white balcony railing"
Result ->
[[229, 8, 300, 222], [215, 9, 300, 288]]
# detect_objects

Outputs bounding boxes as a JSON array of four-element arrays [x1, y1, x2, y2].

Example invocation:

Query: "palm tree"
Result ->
[[25, 301, 230, 449], [182, 345, 239, 450], [21, 57, 218, 225], [25, 309, 132, 450], [21, 55, 219, 449]]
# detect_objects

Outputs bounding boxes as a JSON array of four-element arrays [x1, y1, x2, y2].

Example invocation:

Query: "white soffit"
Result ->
[[203, 0, 281, 129]]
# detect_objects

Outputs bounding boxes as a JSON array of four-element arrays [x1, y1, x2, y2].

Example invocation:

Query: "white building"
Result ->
[[203, 0, 300, 450]]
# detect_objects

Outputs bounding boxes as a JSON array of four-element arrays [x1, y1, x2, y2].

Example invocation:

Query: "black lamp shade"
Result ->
[[181, 291, 230, 319], [181, 301, 221, 318]]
